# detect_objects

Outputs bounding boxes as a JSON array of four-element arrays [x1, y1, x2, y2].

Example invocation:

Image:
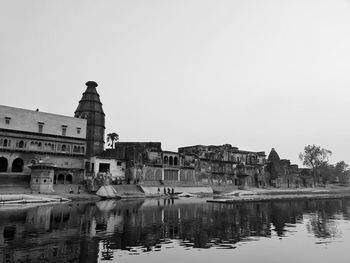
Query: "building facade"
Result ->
[[99, 142, 196, 186], [178, 144, 267, 188], [0, 105, 87, 186], [265, 148, 301, 188]]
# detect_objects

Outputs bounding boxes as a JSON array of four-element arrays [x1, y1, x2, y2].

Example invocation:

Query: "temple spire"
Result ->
[[75, 81, 105, 156]]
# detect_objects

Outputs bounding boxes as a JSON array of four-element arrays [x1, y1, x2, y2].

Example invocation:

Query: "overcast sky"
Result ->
[[1, 0, 350, 166]]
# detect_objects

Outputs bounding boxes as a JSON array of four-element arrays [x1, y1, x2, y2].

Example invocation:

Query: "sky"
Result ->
[[1, 0, 350, 166]]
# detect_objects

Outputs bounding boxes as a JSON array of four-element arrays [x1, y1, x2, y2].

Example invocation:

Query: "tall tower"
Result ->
[[75, 81, 105, 157]]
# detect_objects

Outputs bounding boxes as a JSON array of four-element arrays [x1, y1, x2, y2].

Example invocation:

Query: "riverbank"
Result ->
[[1, 185, 350, 204], [209, 185, 350, 203]]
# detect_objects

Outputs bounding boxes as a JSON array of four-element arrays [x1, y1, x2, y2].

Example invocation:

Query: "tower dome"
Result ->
[[75, 81, 105, 156]]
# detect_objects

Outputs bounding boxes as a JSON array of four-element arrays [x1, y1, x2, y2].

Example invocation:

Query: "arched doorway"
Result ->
[[11, 158, 24, 172], [174, 157, 178, 166], [169, 156, 173, 165], [0, 157, 8, 172], [164, 156, 168, 164], [65, 174, 73, 184], [57, 174, 65, 184]]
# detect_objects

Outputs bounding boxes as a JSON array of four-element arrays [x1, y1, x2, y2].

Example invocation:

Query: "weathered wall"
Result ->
[[90, 156, 125, 180]]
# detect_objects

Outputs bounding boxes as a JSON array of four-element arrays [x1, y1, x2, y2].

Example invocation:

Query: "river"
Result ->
[[0, 198, 349, 263]]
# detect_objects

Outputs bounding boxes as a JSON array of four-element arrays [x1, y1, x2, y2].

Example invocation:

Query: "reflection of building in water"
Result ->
[[0, 203, 98, 263], [0, 199, 349, 262]]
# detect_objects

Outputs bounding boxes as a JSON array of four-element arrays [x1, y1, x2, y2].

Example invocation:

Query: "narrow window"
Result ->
[[5, 117, 11, 125], [38, 122, 44, 133], [76, 127, 81, 134], [117, 161, 122, 166], [62, 125, 67, 136], [18, 140, 24, 148]]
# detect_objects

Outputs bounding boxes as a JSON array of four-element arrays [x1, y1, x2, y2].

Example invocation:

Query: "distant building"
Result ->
[[178, 144, 267, 188], [100, 142, 196, 185], [266, 148, 301, 187]]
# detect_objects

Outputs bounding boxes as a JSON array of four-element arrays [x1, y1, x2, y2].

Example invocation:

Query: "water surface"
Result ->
[[1, 198, 350, 263]]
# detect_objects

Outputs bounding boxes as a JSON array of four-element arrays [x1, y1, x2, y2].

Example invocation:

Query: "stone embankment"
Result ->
[[95, 185, 213, 199]]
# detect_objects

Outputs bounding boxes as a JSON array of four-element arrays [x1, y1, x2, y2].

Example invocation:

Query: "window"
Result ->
[[18, 140, 25, 148], [117, 161, 122, 166], [62, 125, 67, 136], [38, 122, 44, 133], [99, 163, 110, 173], [5, 117, 11, 125], [76, 127, 81, 134]]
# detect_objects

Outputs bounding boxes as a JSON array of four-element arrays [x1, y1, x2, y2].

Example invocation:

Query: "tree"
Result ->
[[299, 145, 332, 184], [334, 161, 350, 184], [335, 161, 348, 174], [106, 133, 119, 149]]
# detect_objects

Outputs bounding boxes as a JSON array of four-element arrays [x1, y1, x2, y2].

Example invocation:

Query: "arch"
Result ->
[[57, 174, 65, 184], [163, 156, 168, 164], [61, 145, 66, 152], [0, 157, 8, 172], [65, 174, 73, 184], [169, 156, 173, 166], [81, 146, 85, 153], [174, 157, 178, 166], [3, 139, 8, 147], [11, 158, 24, 172]]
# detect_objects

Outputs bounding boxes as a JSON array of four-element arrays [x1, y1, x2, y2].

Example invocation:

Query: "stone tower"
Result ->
[[267, 148, 280, 163], [267, 148, 281, 178], [75, 81, 105, 157]]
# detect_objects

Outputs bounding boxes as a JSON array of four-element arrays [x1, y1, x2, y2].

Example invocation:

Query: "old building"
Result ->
[[266, 148, 301, 187], [74, 81, 105, 157], [99, 142, 196, 186], [0, 104, 87, 187], [0, 81, 110, 192], [178, 144, 267, 188]]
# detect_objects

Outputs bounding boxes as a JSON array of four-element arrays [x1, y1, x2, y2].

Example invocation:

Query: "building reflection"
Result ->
[[0, 198, 349, 262]]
